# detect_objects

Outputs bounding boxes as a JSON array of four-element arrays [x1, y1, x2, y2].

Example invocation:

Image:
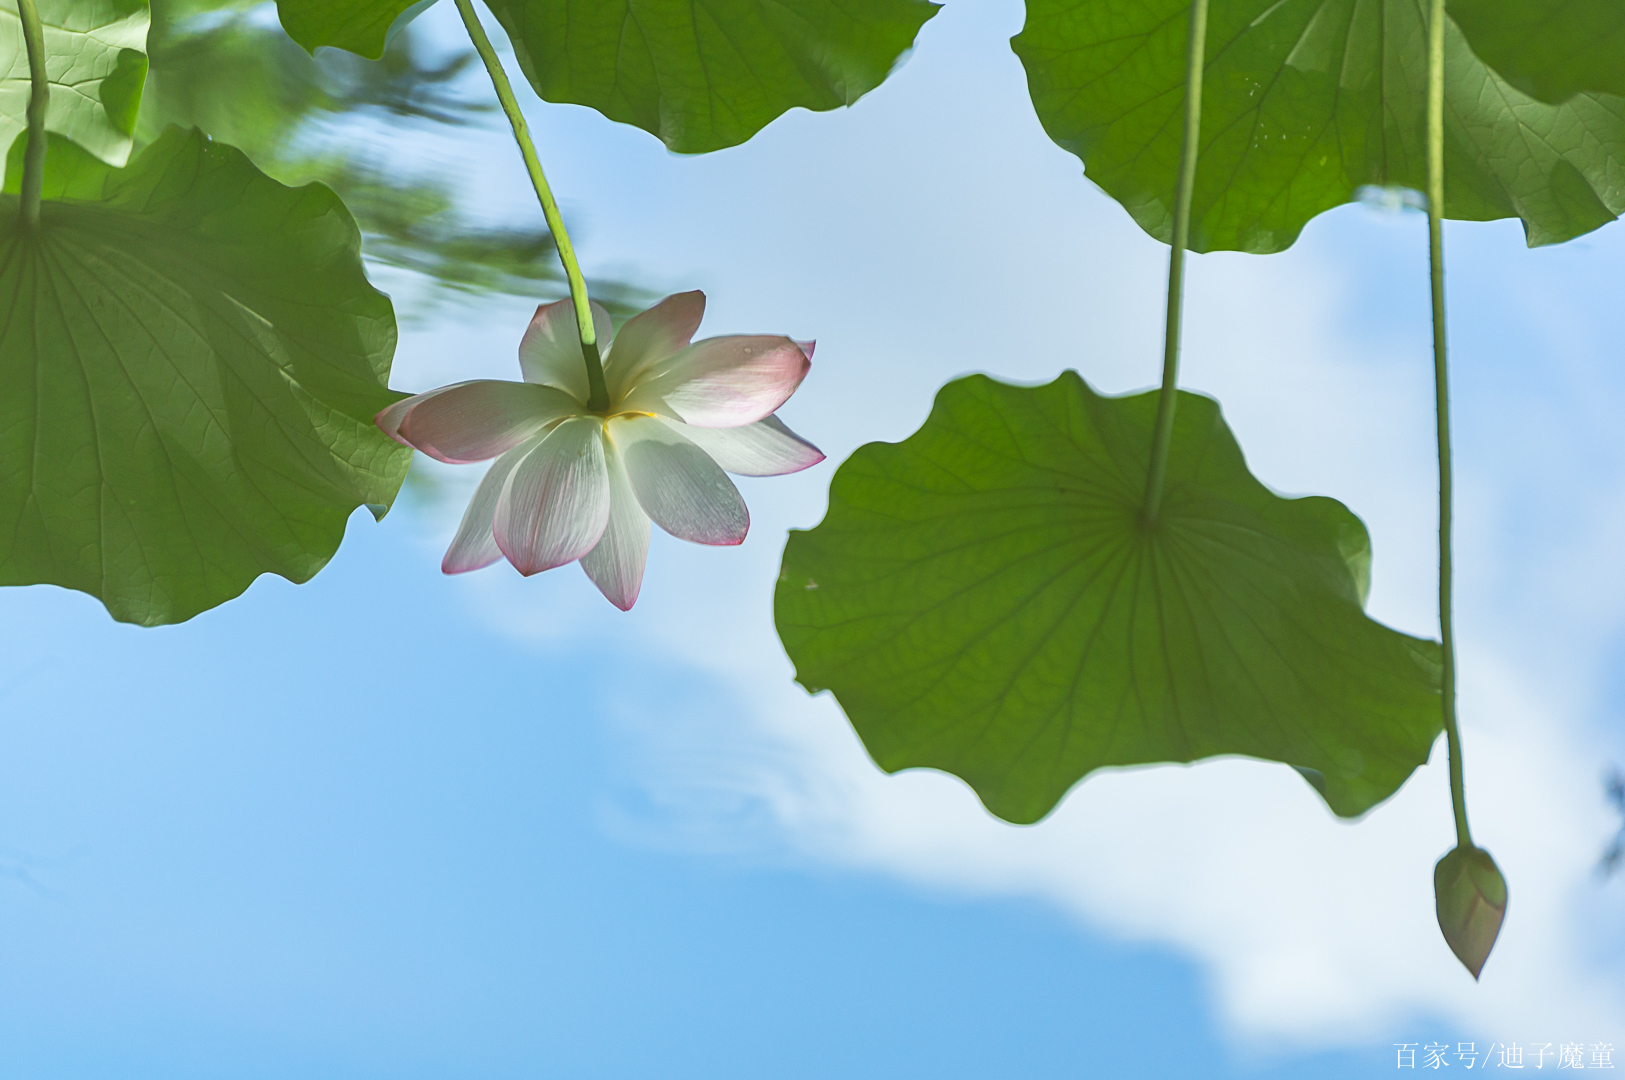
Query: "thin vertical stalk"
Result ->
[[1142, 0, 1210, 526], [1426, 0, 1473, 849], [16, 0, 49, 230], [453, 0, 609, 412]]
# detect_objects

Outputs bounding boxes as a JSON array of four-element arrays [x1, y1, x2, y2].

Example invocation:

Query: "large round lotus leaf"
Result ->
[[484, 0, 940, 153], [1013, 0, 1625, 252], [776, 373, 1442, 824], [0, 127, 410, 625], [276, 0, 938, 153]]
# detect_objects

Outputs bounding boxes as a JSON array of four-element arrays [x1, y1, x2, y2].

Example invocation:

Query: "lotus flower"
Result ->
[[378, 292, 823, 609]]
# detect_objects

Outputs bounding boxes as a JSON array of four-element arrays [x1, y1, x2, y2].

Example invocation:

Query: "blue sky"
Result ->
[[0, 507, 1382, 1079], [3, 0, 1623, 1075]]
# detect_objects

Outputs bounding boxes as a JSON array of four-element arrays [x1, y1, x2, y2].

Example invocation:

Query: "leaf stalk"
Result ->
[[453, 0, 609, 412], [1141, 0, 1210, 527], [15, 0, 48, 231], [1426, 0, 1472, 850]]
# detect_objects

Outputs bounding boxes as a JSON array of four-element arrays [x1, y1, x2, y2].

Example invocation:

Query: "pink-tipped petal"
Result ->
[[397, 380, 579, 463], [621, 335, 810, 428], [442, 443, 532, 574], [376, 398, 417, 446], [518, 298, 613, 400], [795, 340, 816, 362], [579, 441, 652, 610], [604, 291, 706, 397], [663, 414, 825, 476], [377, 384, 461, 445], [610, 416, 748, 545], [493, 417, 612, 575]]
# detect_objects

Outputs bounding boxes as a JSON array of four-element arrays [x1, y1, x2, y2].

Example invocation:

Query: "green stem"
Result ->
[[1426, 0, 1472, 850], [453, 0, 609, 412], [1142, 0, 1210, 526], [16, 0, 48, 231]]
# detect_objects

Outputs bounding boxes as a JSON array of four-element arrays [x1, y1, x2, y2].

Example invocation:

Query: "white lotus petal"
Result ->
[[661, 414, 824, 476], [441, 442, 536, 574], [579, 440, 653, 610], [605, 291, 706, 399], [611, 416, 748, 545], [376, 384, 460, 446], [620, 335, 809, 428], [493, 417, 611, 575], [398, 380, 580, 463], [517, 298, 613, 400]]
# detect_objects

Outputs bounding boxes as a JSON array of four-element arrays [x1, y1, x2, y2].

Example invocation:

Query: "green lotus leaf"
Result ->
[[775, 373, 1442, 824], [1013, 0, 1625, 252], [0, 126, 410, 626], [275, 0, 425, 59], [1450, 0, 1625, 104], [483, 0, 940, 154], [1, 0, 149, 166]]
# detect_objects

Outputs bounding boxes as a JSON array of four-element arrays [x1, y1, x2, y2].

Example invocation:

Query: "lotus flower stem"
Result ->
[[1141, 0, 1209, 526], [1426, 0, 1473, 850], [15, 0, 47, 231], [454, 0, 610, 413]]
